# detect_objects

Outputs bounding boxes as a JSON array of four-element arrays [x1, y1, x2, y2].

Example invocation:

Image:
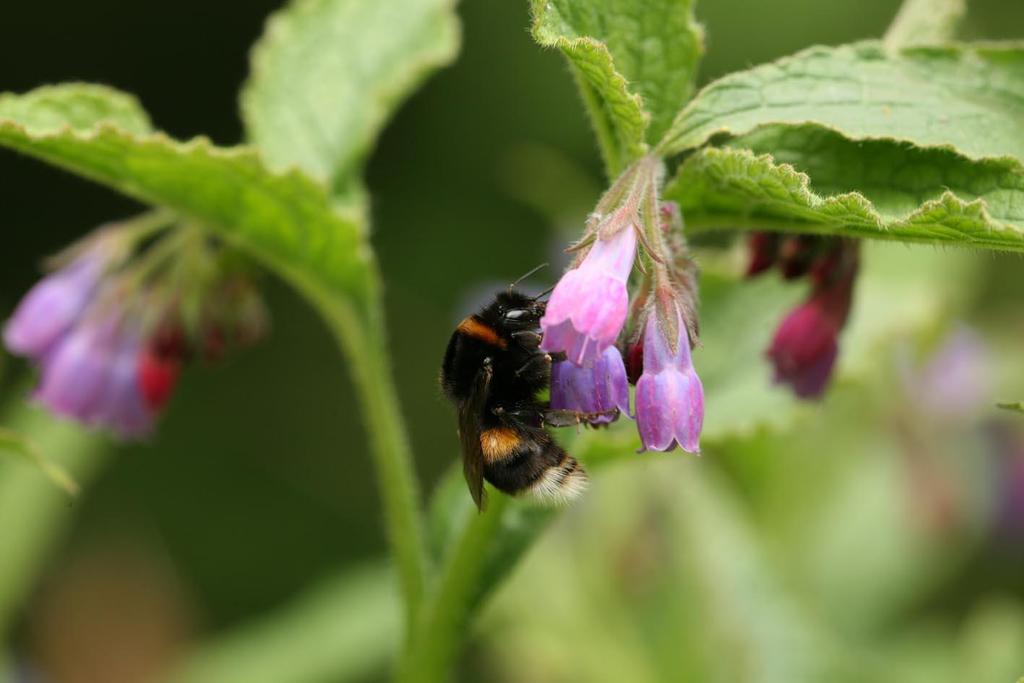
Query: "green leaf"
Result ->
[[658, 42, 1024, 163], [530, 0, 703, 175], [483, 462, 849, 682], [955, 601, 1024, 683], [997, 401, 1024, 414], [0, 84, 374, 323], [166, 564, 398, 683], [665, 468, 845, 681], [0, 427, 78, 496], [241, 0, 460, 188], [0, 83, 152, 136], [665, 126, 1024, 252], [884, 0, 965, 49]]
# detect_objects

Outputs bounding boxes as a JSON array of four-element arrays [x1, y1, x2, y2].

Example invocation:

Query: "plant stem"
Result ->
[[571, 67, 624, 179], [295, 273, 429, 633], [0, 398, 111, 638], [398, 494, 509, 683]]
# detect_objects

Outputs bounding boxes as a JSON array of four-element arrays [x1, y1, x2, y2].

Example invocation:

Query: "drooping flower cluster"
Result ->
[[747, 233, 860, 399], [540, 156, 704, 453], [4, 218, 266, 438]]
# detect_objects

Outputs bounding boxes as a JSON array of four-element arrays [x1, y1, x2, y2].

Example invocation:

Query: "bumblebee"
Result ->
[[441, 286, 616, 509]]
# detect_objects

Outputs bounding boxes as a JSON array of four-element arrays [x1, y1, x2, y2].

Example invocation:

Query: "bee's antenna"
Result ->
[[532, 284, 555, 301], [508, 263, 548, 292]]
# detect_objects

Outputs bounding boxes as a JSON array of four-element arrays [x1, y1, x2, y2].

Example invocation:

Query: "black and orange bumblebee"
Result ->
[[441, 286, 617, 509]]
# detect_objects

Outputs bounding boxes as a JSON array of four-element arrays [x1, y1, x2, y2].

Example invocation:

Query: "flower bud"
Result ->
[[766, 295, 841, 399], [766, 245, 858, 399], [138, 326, 185, 411], [778, 235, 819, 280], [3, 239, 114, 360], [745, 232, 779, 278]]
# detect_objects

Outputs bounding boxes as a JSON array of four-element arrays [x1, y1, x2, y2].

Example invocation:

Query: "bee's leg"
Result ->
[[510, 330, 542, 348], [492, 405, 544, 428], [543, 408, 620, 428], [515, 351, 554, 377]]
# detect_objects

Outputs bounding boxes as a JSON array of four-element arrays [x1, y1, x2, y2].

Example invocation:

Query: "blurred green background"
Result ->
[[2, 1, 1024, 681]]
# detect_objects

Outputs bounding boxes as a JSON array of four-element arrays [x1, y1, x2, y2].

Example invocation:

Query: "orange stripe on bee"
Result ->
[[457, 317, 507, 349], [480, 427, 521, 462]]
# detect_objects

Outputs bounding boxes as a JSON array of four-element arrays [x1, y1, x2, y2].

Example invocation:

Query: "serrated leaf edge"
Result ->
[[669, 145, 1024, 251], [529, 0, 650, 169], [0, 114, 368, 237], [0, 82, 154, 133]]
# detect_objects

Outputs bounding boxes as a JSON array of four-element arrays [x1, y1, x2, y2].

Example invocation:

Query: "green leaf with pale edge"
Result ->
[[0, 85, 374, 323], [665, 126, 1024, 252], [998, 402, 1024, 414], [242, 0, 459, 187], [884, 0, 965, 49], [658, 42, 1024, 163], [0, 84, 152, 136], [0, 428, 77, 496], [530, 0, 703, 175]]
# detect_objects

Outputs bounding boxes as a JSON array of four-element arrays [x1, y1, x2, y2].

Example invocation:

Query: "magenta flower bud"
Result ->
[[635, 311, 704, 453], [745, 232, 780, 278], [550, 345, 631, 423], [766, 241, 859, 400], [4, 249, 107, 360], [766, 298, 840, 399], [540, 227, 637, 366]]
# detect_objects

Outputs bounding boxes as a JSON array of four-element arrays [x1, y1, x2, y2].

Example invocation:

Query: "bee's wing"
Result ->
[[458, 363, 492, 510]]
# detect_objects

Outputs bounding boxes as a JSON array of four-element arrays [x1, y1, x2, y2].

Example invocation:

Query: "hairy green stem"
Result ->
[[398, 494, 509, 683], [0, 399, 111, 638], [293, 272, 428, 635], [571, 66, 625, 179]]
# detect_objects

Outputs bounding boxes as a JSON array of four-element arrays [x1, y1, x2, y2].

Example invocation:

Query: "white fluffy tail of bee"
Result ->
[[526, 454, 588, 504]]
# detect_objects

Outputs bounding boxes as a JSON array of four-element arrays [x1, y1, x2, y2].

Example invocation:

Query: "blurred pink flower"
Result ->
[[33, 314, 165, 438], [4, 241, 111, 360]]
